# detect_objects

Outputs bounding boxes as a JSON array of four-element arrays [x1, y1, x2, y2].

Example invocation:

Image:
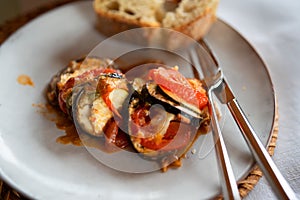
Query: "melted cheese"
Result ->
[[89, 96, 113, 136]]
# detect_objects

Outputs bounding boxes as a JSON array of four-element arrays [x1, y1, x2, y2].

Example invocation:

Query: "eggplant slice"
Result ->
[[144, 82, 204, 119], [73, 84, 97, 136], [73, 73, 129, 137]]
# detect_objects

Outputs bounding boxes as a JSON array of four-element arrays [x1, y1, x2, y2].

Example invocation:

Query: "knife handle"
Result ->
[[227, 99, 297, 200]]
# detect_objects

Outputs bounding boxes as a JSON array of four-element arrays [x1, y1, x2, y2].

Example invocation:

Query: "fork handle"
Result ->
[[209, 94, 241, 200], [227, 99, 298, 200]]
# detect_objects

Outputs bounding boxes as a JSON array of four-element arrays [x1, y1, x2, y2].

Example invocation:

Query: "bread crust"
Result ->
[[94, 6, 161, 27], [94, 0, 218, 42], [173, 6, 217, 41], [95, 11, 158, 37]]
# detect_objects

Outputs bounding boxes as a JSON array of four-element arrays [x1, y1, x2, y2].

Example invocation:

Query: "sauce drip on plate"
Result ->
[[33, 103, 131, 153], [17, 74, 34, 87]]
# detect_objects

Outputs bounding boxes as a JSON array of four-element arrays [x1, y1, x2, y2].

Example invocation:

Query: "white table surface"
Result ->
[[218, 0, 300, 199]]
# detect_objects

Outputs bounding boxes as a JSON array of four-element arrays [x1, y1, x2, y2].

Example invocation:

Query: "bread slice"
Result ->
[[93, 0, 219, 40]]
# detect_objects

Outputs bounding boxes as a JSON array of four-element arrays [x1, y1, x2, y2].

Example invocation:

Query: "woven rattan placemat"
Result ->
[[0, 1, 279, 199]]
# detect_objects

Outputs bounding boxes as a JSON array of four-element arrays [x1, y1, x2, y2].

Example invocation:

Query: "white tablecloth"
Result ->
[[218, 0, 300, 199]]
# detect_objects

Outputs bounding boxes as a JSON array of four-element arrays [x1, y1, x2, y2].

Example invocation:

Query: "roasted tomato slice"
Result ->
[[129, 102, 192, 152], [97, 73, 128, 117], [148, 67, 208, 109], [103, 118, 131, 151]]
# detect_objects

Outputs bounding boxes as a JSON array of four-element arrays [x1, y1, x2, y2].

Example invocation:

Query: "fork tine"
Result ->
[[188, 46, 204, 80], [189, 42, 221, 90], [199, 40, 219, 67]]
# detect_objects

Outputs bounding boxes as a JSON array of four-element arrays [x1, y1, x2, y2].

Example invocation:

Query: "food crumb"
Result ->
[[17, 74, 34, 87], [191, 148, 197, 154]]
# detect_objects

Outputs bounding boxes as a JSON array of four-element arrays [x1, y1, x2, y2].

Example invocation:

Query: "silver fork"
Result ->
[[192, 40, 298, 200], [189, 47, 241, 200]]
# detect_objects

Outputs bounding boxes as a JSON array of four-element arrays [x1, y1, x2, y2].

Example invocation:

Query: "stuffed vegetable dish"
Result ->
[[47, 57, 211, 172]]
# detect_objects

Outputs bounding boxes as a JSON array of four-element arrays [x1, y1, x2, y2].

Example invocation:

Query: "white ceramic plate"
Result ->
[[0, 1, 275, 199]]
